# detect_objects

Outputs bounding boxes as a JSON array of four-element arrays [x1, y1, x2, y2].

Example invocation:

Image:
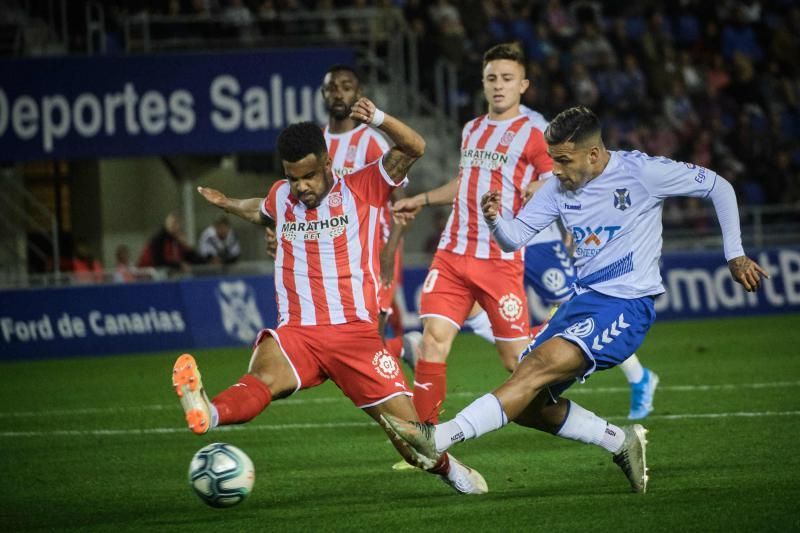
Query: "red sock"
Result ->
[[413, 360, 447, 424], [212, 374, 272, 426], [429, 452, 451, 476], [384, 336, 403, 359]]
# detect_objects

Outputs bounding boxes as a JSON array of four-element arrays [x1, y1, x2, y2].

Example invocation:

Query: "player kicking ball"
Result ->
[[382, 106, 767, 493], [173, 98, 487, 495]]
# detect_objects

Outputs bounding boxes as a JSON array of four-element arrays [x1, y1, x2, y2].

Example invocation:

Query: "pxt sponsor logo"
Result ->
[[571, 225, 622, 246]]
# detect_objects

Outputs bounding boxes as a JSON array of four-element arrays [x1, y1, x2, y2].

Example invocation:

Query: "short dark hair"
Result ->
[[483, 42, 525, 70], [544, 106, 602, 145], [324, 64, 361, 84], [277, 122, 327, 163]]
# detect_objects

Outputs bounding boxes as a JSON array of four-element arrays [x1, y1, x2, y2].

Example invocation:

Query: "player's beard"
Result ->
[[328, 103, 352, 120]]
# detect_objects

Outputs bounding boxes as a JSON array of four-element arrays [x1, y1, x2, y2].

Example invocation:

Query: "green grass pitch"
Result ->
[[1, 314, 799, 532]]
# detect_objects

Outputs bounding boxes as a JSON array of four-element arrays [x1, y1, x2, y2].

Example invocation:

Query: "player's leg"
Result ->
[[366, 396, 487, 494], [463, 302, 495, 344], [472, 257, 531, 371], [172, 328, 305, 434], [513, 390, 649, 493], [383, 290, 656, 489], [620, 353, 660, 420], [415, 251, 475, 423], [382, 336, 586, 464]]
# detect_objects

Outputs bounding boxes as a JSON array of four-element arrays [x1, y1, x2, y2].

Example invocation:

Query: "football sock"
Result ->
[[464, 310, 495, 344], [212, 374, 272, 425], [413, 360, 447, 423], [556, 400, 626, 453], [384, 336, 403, 360], [434, 393, 509, 453], [620, 353, 645, 384], [429, 451, 451, 476]]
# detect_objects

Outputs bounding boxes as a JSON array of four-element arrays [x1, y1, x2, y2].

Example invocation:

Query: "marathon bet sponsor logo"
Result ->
[[281, 214, 349, 241]]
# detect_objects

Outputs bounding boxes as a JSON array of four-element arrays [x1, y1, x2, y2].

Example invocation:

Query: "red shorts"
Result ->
[[378, 247, 403, 313], [255, 321, 411, 408], [419, 250, 529, 341]]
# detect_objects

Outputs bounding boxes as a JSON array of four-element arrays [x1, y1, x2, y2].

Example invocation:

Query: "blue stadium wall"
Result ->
[[1, 247, 799, 360]]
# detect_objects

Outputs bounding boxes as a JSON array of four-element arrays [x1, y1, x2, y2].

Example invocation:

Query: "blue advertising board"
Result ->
[[1, 247, 798, 360], [0, 275, 277, 360], [0, 48, 353, 161]]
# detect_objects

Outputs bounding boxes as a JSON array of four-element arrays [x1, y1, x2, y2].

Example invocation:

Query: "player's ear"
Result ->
[[520, 78, 530, 95]]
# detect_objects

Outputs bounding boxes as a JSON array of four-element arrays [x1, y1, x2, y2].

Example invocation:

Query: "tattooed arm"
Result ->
[[349, 97, 425, 184]]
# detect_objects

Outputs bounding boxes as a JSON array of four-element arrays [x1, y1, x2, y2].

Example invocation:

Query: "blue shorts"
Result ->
[[523, 241, 576, 304], [519, 289, 656, 400]]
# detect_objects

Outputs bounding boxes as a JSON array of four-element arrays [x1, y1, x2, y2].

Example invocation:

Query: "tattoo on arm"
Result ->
[[382, 148, 418, 184]]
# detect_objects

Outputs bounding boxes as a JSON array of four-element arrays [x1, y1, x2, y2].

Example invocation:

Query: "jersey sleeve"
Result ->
[[524, 127, 554, 180], [364, 131, 390, 164], [633, 152, 718, 199], [344, 158, 405, 207], [491, 178, 561, 250], [260, 180, 284, 221]]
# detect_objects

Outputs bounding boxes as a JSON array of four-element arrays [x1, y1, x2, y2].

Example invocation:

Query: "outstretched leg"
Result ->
[[366, 395, 488, 495], [172, 332, 299, 434]]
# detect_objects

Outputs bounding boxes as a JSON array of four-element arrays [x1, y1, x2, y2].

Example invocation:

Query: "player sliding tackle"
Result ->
[[382, 106, 768, 493], [172, 96, 489, 495]]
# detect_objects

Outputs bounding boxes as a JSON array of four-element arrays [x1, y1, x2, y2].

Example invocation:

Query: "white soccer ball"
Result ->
[[188, 442, 255, 508]]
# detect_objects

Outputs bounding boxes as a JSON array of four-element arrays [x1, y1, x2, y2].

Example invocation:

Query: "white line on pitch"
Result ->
[[2, 380, 799, 419], [1, 410, 800, 439]]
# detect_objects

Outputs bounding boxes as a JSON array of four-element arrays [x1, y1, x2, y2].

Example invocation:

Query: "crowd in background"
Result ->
[[94, 0, 800, 214]]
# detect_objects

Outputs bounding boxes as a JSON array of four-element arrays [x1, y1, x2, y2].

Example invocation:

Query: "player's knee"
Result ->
[[419, 328, 454, 363]]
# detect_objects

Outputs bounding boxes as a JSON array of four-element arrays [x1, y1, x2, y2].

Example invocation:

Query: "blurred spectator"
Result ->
[[71, 241, 104, 284], [221, 0, 259, 44], [138, 212, 203, 275], [571, 22, 615, 69], [113, 244, 140, 283], [198, 215, 241, 265], [569, 62, 598, 107]]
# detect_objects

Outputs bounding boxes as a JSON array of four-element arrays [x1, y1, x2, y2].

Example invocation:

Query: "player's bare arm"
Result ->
[[392, 178, 459, 224], [380, 222, 405, 287], [197, 186, 270, 227], [349, 96, 425, 183], [264, 227, 278, 259], [481, 190, 501, 222], [728, 256, 769, 292]]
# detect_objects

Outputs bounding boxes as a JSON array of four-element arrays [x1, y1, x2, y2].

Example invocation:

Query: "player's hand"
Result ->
[[264, 227, 278, 259], [392, 196, 424, 225], [521, 181, 536, 204], [350, 97, 378, 125], [197, 186, 227, 209], [728, 255, 769, 292], [481, 190, 501, 221]]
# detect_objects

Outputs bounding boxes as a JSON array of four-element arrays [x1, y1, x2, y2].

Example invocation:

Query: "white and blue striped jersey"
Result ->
[[495, 150, 734, 299]]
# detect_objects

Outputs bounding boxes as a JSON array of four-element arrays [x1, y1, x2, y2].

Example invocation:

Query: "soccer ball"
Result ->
[[188, 442, 255, 508]]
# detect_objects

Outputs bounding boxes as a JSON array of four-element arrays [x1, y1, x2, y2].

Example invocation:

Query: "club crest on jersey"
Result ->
[[564, 318, 595, 338], [345, 145, 358, 164], [372, 349, 400, 379], [499, 130, 516, 146], [498, 293, 524, 322], [327, 192, 343, 208], [614, 188, 631, 211]]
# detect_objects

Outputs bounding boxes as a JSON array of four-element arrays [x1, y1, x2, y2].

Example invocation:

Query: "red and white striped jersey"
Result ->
[[323, 124, 394, 243], [438, 113, 553, 260], [261, 159, 405, 327], [324, 124, 389, 179]]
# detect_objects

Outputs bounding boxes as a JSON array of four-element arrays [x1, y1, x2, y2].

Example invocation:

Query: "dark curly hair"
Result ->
[[324, 64, 361, 84], [544, 106, 602, 146], [277, 122, 327, 163]]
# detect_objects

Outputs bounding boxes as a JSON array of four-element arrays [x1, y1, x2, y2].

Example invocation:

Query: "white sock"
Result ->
[[556, 400, 626, 453], [434, 393, 508, 453], [619, 353, 645, 384], [464, 310, 495, 344]]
